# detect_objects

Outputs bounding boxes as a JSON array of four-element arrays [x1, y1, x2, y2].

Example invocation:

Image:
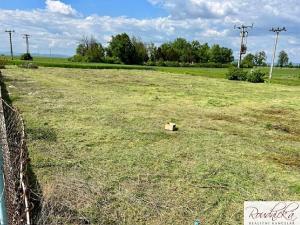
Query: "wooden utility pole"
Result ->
[[23, 34, 31, 54], [5, 30, 15, 60], [269, 27, 286, 80], [234, 24, 253, 68]]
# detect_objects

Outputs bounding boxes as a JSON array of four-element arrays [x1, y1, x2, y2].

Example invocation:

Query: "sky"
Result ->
[[0, 0, 299, 62]]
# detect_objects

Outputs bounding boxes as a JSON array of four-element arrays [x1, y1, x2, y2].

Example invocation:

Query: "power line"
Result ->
[[5, 30, 15, 60], [269, 27, 287, 80], [234, 24, 254, 68], [23, 34, 31, 54]]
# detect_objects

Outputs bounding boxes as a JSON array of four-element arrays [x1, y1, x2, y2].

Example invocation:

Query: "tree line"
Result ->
[[71, 33, 234, 66], [71, 33, 293, 68], [242, 50, 291, 68]]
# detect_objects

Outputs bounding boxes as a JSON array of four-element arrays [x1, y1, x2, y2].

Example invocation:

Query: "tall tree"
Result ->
[[147, 43, 157, 62], [85, 37, 105, 62], [209, 44, 221, 63], [155, 47, 163, 61], [220, 47, 234, 64], [74, 36, 104, 62], [278, 50, 289, 67], [172, 38, 193, 62], [108, 33, 135, 64], [254, 51, 267, 66], [161, 42, 178, 61], [131, 37, 148, 65], [198, 43, 210, 63], [242, 53, 255, 68], [209, 45, 233, 64], [191, 40, 201, 63]]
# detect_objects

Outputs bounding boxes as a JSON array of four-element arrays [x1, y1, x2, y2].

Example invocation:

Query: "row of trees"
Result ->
[[241, 51, 267, 68], [147, 39, 233, 64], [71, 33, 234, 65], [242, 50, 290, 68], [71, 33, 292, 67]]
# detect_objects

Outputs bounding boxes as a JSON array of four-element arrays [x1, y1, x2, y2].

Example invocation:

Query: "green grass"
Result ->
[[2, 66, 300, 225], [4, 56, 300, 86], [7, 57, 154, 70], [157, 67, 300, 86]]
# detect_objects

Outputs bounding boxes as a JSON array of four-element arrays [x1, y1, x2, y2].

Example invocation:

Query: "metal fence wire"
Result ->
[[0, 99, 31, 225]]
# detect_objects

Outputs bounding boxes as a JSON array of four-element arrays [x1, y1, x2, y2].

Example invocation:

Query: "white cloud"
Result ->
[[202, 29, 228, 38], [0, 0, 299, 62], [45, 0, 77, 16], [149, 0, 237, 19]]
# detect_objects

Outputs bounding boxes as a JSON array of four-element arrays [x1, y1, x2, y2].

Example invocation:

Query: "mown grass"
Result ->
[[5, 56, 300, 86], [2, 66, 300, 225]]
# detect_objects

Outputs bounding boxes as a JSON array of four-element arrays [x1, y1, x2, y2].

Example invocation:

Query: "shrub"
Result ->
[[0, 57, 8, 69], [103, 56, 122, 64], [69, 54, 85, 62], [180, 62, 190, 67], [165, 61, 180, 67], [156, 60, 166, 67], [145, 61, 156, 66], [247, 70, 265, 83], [241, 62, 254, 68], [20, 53, 33, 61], [18, 62, 38, 69], [226, 67, 248, 81]]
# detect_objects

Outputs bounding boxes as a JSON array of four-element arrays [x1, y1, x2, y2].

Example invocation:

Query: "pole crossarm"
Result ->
[[234, 24, 254, 68], [270, 27, 287, 33], [22, 34, 31, 54], [5, 30, 15, 60]]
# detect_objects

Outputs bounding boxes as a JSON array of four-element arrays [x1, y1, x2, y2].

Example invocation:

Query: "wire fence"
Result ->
[[0, 98, 31, 225]]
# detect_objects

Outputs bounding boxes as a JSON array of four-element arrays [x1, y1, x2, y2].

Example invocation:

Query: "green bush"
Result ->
[[20, 53, 33, 61], [69, 54, 85, 62], [247, 70, 265, 83], [165, 61, 180, 67], [180, 62, 190, 67], [0, 57, 8, 69], [145, 61, 156, 66], [103, 56, 122, 64], [226, 67, 248, 81], [156, 60, 166, 67], [241, 62, 254, 68]]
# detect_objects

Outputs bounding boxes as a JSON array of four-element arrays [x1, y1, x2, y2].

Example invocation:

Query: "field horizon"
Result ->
[[4, 56, 300, 86]]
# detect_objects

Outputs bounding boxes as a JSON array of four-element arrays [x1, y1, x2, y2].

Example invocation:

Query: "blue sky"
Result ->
[[0, 0, 299, 62], [0, 0, 167, 18]]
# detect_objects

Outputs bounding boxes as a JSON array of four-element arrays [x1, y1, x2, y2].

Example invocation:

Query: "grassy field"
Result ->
[[157, 67, 300, 86], [6, 56, 300, 86], [2, 66, 300, 224]]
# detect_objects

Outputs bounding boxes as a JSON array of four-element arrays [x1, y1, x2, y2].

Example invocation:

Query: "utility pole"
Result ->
[[5, 30, 15, 60], [269, 27, 286, 80], [234, 24, 253, 68], [23, 34, 31, 54]]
